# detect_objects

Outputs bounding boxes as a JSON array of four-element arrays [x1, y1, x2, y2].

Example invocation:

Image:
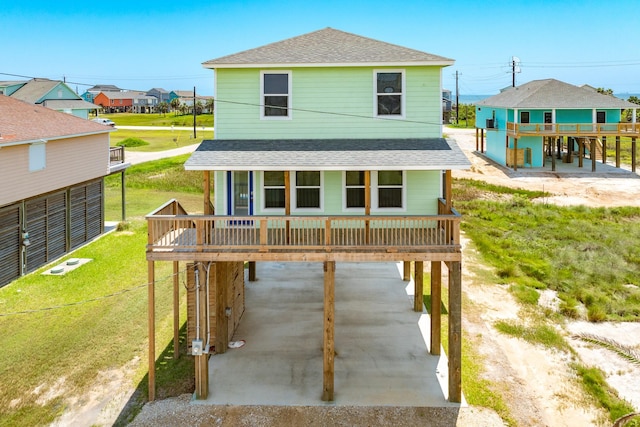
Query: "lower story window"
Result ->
[[345, 171, 365, 208], [295, 171, 321, 209], [377, 170, 403, 208], [263, 171, 285, 209]]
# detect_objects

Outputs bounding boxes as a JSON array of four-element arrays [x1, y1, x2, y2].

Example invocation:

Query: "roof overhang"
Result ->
[[184, 138, 471, 171], [203, 61, 454, 70]]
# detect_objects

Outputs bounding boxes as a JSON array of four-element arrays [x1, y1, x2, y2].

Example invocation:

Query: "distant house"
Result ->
[[475, 79, 640, 171], [5, 78, 98, 119], [0, 95, 126, 287], [442, 88, 452, 123], [169, 90, 213, 112], [147, 88, 170, 104], [81, 84, 123, 104], [94, 91, 158, 113]]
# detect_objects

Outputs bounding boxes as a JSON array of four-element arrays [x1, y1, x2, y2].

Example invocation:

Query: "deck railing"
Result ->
[[506, 122, 640, 137], [147, 209, 461, 255], [109, 146, 125, 164]]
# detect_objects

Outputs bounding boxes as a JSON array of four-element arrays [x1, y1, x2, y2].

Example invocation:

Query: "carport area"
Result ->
[[201, 261, 463, 408]]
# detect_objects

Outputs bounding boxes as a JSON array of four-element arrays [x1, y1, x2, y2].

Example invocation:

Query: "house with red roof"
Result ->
[[0, 95, 126, 287]]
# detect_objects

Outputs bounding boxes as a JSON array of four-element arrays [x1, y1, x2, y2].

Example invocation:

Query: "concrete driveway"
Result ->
[[201, 261, 462, 408]]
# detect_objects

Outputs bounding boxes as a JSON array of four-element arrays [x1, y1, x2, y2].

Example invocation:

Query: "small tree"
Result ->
[[170, 98, 181, 115], [157, 102, 169, 116], [205, 98, 214, 114]]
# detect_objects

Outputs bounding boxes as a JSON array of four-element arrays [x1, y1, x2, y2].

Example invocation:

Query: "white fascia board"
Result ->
[[184, 164, 467, 171], [0, 130, 112, 148], [203, 61, 455, 70]]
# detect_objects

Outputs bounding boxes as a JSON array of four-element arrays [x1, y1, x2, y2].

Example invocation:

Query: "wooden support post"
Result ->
[[194, 262, 210, 399], [285, 171, 290, 244], [214, 263, 227, 354], [121, 170, 126, 221], [551, 139, 556, 172], [365, 170, 371, 244], [147, 261, 156, 402], [616, 136, 621, 168], [430, 261, 441, 355], [475, 127, 478, 151], [513, 138, 518, 171], [633, 137, 637, 173], [602, 136, 607, 164], [591, 138, 597, 172], [322, 261, 335, 401], [568, 137, 573, 163], [578, 139, 584, 168], [403, 261, 411, 281], [481, 128, 484, 153], [173, 261, 180, 359], [414, 261, 424, 312], [203, 170, 211, 214], [248, 261, 256, 281], [445, 170, 452, 212], [448, 261, 462, 403]]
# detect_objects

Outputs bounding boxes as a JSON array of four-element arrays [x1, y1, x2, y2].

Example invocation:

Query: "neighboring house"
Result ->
[[475, 79, 639, 171], [0, 95, 126, 288], [0, 81, 27, 96], [7, 78, 99, 119], [131, 93, 158, 113], [81, 84, 123, 104], [145, 28, 469, 403], [94, 91, 134, 113], [147, 88, 171, 104]]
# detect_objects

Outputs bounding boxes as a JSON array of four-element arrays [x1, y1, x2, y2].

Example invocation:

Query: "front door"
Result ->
[[228, 171, 253, 216]]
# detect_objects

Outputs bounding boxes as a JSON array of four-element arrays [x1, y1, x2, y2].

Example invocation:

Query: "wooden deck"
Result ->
[[506, 122, 640, 138], [146, 200, 462, 262]]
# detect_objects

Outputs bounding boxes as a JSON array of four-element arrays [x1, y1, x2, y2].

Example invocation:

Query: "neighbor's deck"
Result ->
[[146, 200, 462, 263], [506, 122, 640, 138]]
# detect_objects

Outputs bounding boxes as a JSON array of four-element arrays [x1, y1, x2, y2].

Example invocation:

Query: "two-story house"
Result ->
[[5, 78, 99, 119], [0, 95, 126, 287], [475, 79, 639, 171], [145, 28, 469, 404]]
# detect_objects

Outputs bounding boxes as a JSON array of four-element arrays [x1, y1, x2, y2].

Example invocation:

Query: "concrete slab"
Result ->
[[200, 262, 463, 408]]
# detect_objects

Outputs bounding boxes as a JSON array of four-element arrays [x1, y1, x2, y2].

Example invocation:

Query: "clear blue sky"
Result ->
[[3, 0, 639, 97]]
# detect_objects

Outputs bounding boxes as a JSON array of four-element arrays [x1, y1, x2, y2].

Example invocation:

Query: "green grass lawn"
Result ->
[[100, 112, 213, 127], [110, 129, 210, 152]]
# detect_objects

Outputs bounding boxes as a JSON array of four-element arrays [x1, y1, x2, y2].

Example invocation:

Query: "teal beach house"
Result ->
[[145, 28, 470, 404], [475, 79, 639, 171]]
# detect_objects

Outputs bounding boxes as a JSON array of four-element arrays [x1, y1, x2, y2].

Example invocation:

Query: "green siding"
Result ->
[[215, 66, 443, 139]]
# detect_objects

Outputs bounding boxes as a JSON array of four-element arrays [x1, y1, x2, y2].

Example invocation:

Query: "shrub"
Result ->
[[119, 137, 149, 147]]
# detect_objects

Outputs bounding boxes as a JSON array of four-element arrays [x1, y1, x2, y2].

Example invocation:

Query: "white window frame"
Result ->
[[291, 171, 323, 212], [260, 70, 292, 120], [261, 171, 286, 213], [373, 69, 405, 119], [342, 171, 366, 212], [29, 141, 46, 172], [371, 170, 406, 212]]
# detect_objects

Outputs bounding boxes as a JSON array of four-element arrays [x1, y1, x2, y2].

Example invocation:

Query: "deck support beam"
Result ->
[[448, 261, 462, 403], [430, 261, 441, 355], [173, 261, 180, 359], [591, 138, 597, 172], [322, 261, 336, 401], [403, 261, 411, 281], [414, 261, 424, 312], [513, 138, 518, 171], [633, 137, 637, 173], [194, 262, 210, 399], [147, 260, 156, 401], [616, 136, 621, 168], [248, 262, 256, 281]]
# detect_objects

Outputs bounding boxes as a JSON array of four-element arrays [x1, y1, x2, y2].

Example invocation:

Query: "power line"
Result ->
[[0, 270, 186, 318]]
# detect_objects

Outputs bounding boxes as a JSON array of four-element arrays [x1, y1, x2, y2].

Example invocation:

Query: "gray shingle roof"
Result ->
[[477, 79, 638, 109], [203, 28, 454, 68], [10, 79, 60, 103], [184, 138, 470, 171], [42, 99, 99, 110]]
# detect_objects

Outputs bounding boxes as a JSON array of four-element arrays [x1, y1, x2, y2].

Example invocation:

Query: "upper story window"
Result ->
[[344, 171, 365, 210], [261, 71, 291, 119], [596, 111, 606, 123], [263, 171, 286, 210], [293, 171, 322, 210], [520, 111, 530, 123], [375, 70, 404, 117]]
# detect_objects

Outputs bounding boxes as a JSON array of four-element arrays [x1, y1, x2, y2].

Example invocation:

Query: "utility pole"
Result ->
[[511, 56, 521, 87], [455, 70, 459, 125], [193, 86, 197, 138]]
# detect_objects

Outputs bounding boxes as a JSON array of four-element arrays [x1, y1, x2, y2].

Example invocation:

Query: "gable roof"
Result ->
[[0, 95, 112, 146], [203, 27, 454, 68], [477, 79, 637, 109], [185, 138, 470, 171], [10, 78, 65, 103], [42, 99, 99, 110]]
